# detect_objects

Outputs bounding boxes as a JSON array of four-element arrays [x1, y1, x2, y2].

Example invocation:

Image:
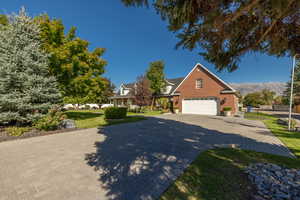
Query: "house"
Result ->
[[110, 63, 238, 115]]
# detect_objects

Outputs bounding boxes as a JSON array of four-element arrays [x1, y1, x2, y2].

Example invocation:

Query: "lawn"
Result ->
[[65, 109, 162, 128], [160, 148, 300, 200], [245, 112, 300, 158]]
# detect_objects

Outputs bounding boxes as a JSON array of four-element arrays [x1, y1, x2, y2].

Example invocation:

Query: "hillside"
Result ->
[[230, 82, 286, 96]]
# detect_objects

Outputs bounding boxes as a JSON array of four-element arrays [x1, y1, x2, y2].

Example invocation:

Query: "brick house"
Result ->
[[110, 63, 238, 115]]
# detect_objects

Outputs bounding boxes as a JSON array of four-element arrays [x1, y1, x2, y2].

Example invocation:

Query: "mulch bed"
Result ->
[[0, 127, 81, 143]]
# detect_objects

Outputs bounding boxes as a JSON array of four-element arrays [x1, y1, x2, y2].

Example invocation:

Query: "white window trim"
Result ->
[[196, 79, 203, 89]]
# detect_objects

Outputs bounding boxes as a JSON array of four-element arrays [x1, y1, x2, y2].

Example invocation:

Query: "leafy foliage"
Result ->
[[243, 89, 276, 107], [34, 108, 66, 131], [104, 107, 127, 119], [5, 127, 30, 137], [0, 14, 8, 25], [146, 61, 166, 95], [134, 75, 152, 107], [0, 8, 62, 125], [223, 107, 232, 111], [101, 78, 116, 103], [34, 15, 108, 103], [243, 92, 265, 107], [261, 89, 276, 105], [122, 0, 300, 71]]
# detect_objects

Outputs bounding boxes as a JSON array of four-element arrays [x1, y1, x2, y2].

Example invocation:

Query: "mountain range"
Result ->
[[230, 82, 287, 96]]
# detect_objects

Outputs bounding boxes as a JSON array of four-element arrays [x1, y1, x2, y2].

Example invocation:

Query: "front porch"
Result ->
[[109, 96, 135, 107]]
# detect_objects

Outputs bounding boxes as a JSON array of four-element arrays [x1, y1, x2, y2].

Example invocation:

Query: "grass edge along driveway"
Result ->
[[245, 112, 300, 158], [160, 148, 300, 200], [161, 112, 300, 200], [65, 109, 162, 128]]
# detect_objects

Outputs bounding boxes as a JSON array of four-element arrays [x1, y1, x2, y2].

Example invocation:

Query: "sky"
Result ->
[[1, 0, 294, 87]]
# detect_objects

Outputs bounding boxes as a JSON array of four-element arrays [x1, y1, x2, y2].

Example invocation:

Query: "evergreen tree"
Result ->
[[123, 0, 300, 71], [284, 57, 300, 105], [0, 8, 61, 125]]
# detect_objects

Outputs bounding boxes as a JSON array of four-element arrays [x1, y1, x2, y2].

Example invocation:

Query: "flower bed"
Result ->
[[0, 126, 79, 143]]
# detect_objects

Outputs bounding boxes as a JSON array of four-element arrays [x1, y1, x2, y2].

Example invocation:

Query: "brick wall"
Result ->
[[172, 66, 238, 114]]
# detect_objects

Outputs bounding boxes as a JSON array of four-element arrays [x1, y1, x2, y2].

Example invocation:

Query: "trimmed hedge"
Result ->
[[104, 107, 127, 119], [223, 107, 232, 111]]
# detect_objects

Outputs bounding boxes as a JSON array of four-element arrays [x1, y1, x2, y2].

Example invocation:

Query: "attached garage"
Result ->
[[182, 98, 218, 115]]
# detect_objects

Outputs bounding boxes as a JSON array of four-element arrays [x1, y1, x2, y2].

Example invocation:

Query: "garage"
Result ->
[[182, 98, 218, 115]]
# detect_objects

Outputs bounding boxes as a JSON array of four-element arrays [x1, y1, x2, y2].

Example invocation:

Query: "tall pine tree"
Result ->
[[284, 57, 300, 105], [0, 8, 61, 125]]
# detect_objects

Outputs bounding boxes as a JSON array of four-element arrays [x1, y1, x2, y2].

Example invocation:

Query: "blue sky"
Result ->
[[1, 0, 293, 86]]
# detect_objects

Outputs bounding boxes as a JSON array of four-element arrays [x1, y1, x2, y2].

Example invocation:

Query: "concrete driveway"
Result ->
[[0, 114, 293, 200]]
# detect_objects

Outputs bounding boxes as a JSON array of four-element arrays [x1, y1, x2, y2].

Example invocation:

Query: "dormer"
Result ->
[[119, 84, 133, 96]]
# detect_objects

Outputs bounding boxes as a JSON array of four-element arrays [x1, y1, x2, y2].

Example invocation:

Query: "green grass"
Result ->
[[65, 109, 161, 128], [160, 148, 300, 200], [245, 112, 300, 158]]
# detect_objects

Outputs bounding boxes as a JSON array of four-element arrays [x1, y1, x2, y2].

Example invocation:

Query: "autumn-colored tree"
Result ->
[[34, 15, 107, 104], [122, 0, 300, 71], [134, 75, 152, 107]]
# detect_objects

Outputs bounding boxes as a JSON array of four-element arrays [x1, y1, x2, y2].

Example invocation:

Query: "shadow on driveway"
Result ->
[[85, 116, 293, 200]]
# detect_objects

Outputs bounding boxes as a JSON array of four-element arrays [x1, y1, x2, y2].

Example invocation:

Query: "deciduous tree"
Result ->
[[122, 0, 300, 71], [134, 75, 152, 107], [243, 92, 265, 107], [34, 15, 107, 104], [0, 14, 8, 25], [146, 60, 166, 109]]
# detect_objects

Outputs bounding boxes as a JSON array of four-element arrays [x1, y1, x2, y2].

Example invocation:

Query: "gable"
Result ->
[[172, 63, 236, 94]]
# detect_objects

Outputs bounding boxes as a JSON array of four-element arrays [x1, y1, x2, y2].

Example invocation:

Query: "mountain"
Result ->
[[230, 82, 286, 96]]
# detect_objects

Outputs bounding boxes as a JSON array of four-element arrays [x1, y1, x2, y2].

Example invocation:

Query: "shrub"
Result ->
[[84, 105, 90, 110], [5, 127, 30, 136], [223, 107, 232, 111], [34, 108, 66, 131], [104, 107, 127, 119]]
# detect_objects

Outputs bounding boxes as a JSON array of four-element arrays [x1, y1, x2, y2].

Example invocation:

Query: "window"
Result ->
[[196, 79, 203, 89]]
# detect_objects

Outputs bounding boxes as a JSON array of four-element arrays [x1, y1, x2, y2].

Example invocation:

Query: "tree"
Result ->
[[284, 57, 300, 105], [0, 8, 61, 125], [122, 0, 300, 71], [0, 14, 8, 25], [243, 92, 265, 107], [134, 75, 152, 107], [34, 15, 107, 104], [261, 89, 276, 105], [101, 78, 116, 103], [146, 60, 166, 109]]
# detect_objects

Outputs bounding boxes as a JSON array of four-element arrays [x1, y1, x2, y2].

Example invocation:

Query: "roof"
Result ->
[[171, 63, 236, 95], [113, 63, 236, 98], [167, 77, 184, 94], [123, 83, 135, 89]]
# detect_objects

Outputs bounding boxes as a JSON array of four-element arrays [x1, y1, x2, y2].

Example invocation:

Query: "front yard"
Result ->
[[160, 148, 300, 200], [65, 109, 162, 128], [160, 112, 300, 200], [245, 112, 300, 158]]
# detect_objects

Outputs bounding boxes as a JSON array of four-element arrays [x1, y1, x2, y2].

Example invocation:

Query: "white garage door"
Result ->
[[182, 99, 218, 115]]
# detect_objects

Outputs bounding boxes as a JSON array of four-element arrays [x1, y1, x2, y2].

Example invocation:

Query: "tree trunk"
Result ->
[[151, 96, 155, 111]]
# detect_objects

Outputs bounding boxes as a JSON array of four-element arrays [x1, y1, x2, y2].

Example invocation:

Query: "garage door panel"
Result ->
[[182, 99, 217, 115]]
